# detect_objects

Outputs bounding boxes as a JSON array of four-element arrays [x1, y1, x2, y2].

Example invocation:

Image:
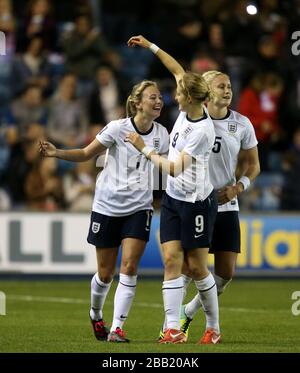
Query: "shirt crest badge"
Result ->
[[153, 138, 160, 151], [228, 122, 237, 133], [182, 126, 193, 138]]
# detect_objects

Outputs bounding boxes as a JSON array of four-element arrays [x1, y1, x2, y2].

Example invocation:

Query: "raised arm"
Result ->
[[39, 138, 107, 162], [127, 35, 185, 84]]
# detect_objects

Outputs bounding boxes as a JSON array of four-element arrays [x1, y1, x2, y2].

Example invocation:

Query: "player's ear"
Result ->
[[136, 101, 143, 111]]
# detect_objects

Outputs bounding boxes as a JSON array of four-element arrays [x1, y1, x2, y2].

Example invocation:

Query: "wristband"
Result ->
[[237, 176, 250, 191], [149, 43, 159, 54], [141, 146, 154, 158]]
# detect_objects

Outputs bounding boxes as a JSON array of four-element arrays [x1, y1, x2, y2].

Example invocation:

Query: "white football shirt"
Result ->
[[209, 110, 258, 212], [166, 107, 215, 202], [93, 117, 169, 216]]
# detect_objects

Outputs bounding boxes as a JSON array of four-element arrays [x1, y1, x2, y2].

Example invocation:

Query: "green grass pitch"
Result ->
[[0, 279, 299, 353]]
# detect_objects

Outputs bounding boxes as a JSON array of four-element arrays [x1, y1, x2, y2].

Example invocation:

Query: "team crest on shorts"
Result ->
[[153, 138, 160, 151], [228, 122, 237, 133], [92, 222, 100, 233]]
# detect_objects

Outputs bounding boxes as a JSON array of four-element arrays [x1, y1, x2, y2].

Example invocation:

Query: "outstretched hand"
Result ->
[[124, 132, 145, 152], [39, 140, 57, 157], [127, 35, 152, 49]]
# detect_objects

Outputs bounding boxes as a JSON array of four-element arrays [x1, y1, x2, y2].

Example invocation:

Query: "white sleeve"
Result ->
[[184, 131, 207, 158], [96, 121, 120, 148], [241, 118, 258, 150]]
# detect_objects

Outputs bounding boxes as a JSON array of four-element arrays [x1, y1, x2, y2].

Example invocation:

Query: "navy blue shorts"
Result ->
[[160, 191, 217, 250], [210, 211, 241, 253], [87, 210, 153, 248]]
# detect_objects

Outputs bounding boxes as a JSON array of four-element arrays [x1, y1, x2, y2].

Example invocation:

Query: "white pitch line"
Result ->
[[8, 295, 88, 304], [6, 294, 289, 313]]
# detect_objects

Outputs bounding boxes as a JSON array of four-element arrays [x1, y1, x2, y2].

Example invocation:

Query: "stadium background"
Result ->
[[0, 0, 300, 354]]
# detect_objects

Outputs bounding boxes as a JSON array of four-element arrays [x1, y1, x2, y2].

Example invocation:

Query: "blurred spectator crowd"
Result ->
[[0, 0, 300, 212]]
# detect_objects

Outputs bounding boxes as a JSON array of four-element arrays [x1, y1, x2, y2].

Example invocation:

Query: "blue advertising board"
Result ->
[[138, 214, 300, 276]]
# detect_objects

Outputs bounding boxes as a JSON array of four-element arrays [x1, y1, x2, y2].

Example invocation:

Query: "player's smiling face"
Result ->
[[210, 75, 232, 108], [139, 86, 163, 118]]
